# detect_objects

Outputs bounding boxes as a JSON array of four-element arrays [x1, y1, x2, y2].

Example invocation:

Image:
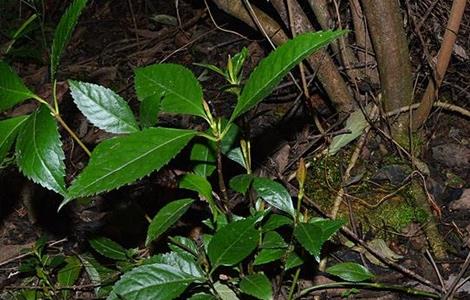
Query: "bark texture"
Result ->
[[360, 0, 413, 114], [306, 0, 368, 83]]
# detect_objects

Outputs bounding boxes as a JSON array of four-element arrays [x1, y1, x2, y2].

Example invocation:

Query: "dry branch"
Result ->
[[412, 0, 467, 130]]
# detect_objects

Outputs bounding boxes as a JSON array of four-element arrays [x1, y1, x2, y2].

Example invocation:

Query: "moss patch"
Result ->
[[304, 153, 429, 238]]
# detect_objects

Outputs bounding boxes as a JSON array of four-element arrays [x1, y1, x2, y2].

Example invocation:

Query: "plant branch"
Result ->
[[412, 0, 467, 130], [216, 140, 230, 212], [54, 114, 91, 157]]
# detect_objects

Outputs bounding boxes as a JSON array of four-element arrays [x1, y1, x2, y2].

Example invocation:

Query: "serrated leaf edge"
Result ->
[[16, 110, 66, 195], [137, 64, 207, 119], [69, 80, 139, 133], [66, 130, 195, 200]]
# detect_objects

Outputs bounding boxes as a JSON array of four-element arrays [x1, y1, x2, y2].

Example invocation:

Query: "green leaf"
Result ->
[[208, 217, 258, 268], [213, 282, 239, 300], [219, 119, 239, 154], [226, 147, 246, 169], [189, 293, 217, 300], [0, 61, 36, 112], [57, 256, 81, 300], [328, 105, 371, 155], [135, 63, 206, 119], [262, 214, 292, 232], [57, 255, 81, 286], [240, 273, 272, 300], [139, 95, 160, 128], [230, 31, 345, 121], [0, 115, 28, 163], [69, 80, 139, 134], [253, 248, 284, 266], [89, 237, 128, 261], [146, 198, 194, 246], [230, 47, 248, 80], [261, 231, 287, 249], [147, 251, 203, 277], [179, 174, 213, 202], [16, 107, 66, 195], [107, 263, 200, 300], [326, 262, 374, 282], [168, 236, 199, 256], [285, 251, 303, 271], [293, 220, 344, 262], [190, 141, 216, 177], [253, 177, 295, 218], [50, 0, 88, 78], [310, 218, 346, 241], [229, 174, 254, 194], [190, 121, 238, 177], [65, 127, 196, 202], [194, 63, 226, 77], [79, 254, 116, 297]]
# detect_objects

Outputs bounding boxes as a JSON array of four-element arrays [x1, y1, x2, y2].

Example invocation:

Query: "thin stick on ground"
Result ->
[[443, 250, 470, 300]]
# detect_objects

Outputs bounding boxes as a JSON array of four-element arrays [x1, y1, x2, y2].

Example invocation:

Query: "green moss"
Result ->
[[304, 153, 345, 210], [304, 153, 430, 239]]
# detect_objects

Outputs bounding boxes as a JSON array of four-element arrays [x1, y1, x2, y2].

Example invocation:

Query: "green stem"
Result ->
[[296, 282, 440, 299], [32, 94, 91, 156], [54, 114, 91, 157], [196, 131, 218, 142], [216, 140, 230, 211], [52, 79, 59, 113], [287, 268, 301, 300]]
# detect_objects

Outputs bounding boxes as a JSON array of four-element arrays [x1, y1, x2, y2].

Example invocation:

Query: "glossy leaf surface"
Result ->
[[107, 263, 200, 300], [89, 237, 128, 261], [208, 217, 258, 268], [139, 95, 160, 128], [240, 273, 272, 300], [213, 282, 239, 300], [79, 254, 116, 297], [293, 219, 344, 262], [16, 107, 66, 195], [253, 249, 284, 266], [135, 63, 206, 119], [0, 61, 36, 112], [230, 31, 344, 121], [285, 251, 303, 270], [148, 251, 203, 277], [262, 214, 292, 232], [261, 231, 287, 249], [189, 293, 217, 300], [190, 141, 216, 177], [58, 256, 82, 299], [146, 198, 194, 246], [50, 0, 87, 78], [66, 127, 196, 201], [326, 262, 374, 282], [229, 174, 254, 194], [179, 174, 213, 202], [253, 177, 295, 218], [69, 80, 138, 134], [0, 115, 28, 163]]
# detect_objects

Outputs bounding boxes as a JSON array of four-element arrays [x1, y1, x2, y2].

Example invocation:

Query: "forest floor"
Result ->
[[0, 0, 469, 299]]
